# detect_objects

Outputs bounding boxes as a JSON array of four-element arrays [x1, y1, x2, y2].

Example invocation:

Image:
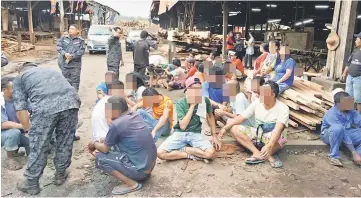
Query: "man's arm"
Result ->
[[151, 101, 171, 137], [178, 104, 196, 130], [56, 37, 66, 55], [12, 77, 30, 131], [131, 101, 143, 112], [1, 121, 23, 130], [148, 40, 158, 50], [94, 141, 110, 153], [71, 39, 86, 60]]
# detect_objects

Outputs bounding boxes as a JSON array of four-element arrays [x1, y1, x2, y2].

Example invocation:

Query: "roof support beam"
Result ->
[[222, 1, 228, 57]]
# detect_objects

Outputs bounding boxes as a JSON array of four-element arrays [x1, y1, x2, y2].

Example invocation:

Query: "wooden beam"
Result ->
[[18, 32, 22, 52], [27, 1, 35, 45], [59, 0, 65, 36], [222, 1, 228, 57]]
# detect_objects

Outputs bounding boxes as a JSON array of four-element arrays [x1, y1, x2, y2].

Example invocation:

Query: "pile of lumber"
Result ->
[[280, 77, 334, 131], [116, 20, 148, 29], [1, 35, 35, 54]]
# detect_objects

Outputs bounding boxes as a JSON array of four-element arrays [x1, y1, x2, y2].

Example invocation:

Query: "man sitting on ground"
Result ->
[[219, 81, 289, 168], [215, 80, 255, 128], [186, 58, 197, 79], [321, 91, 361, 167], [157, 77, 221, 162], [92, 80, 124, 141], [228, 50, 245, 78], [86, 96, 156, 195], [96, 71, 117, 103], [1, 77, 30, 170], [164, 58, 186, 91], [132, 88, 174, 142]]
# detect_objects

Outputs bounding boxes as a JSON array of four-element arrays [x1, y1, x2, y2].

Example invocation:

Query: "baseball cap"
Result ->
[[184, 76, 201, 93], [228, 50, 236, 56], [354, 32, 361, 38]]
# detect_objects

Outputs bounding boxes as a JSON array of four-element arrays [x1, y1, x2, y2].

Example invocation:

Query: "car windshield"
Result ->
[[89, 27, 111, 35], [128, 31, 141, 38]]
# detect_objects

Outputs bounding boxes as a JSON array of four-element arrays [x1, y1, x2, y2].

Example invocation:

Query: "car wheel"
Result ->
[[89, 50, 94, 54]]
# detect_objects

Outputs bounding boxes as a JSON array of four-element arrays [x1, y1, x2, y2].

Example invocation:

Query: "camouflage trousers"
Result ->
[[107, 65, 120, 80], [24, 108, 78, 183], [62, 67, 81, 92]]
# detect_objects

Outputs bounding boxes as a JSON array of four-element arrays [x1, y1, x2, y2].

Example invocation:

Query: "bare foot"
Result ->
[[352, 152, 361, 166]]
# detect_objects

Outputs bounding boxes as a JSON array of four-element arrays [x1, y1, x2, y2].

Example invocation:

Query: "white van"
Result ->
[[87, 25, 113, 54]]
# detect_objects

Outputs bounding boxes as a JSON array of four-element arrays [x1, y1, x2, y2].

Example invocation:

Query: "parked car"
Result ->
[[87, 25, 113, 54], [125, 30, 142, 51]]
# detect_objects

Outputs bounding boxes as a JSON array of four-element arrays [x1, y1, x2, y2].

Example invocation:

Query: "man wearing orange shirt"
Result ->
[[186, 59, 197, 79], [228, 51, 245, 78], [132, 88, 174, 142]]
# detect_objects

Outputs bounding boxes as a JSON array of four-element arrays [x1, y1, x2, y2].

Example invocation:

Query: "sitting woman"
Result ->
[[124, 72, 152, 113], [271, 45, 296, 94], [96, 71, 117, 103], [261, 40, 280, 80], [163, 58, 186, 91], [253, 43, 269, 76]]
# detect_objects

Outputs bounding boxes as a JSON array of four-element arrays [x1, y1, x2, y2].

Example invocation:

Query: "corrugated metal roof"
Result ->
[[158, 0, 178, 15]]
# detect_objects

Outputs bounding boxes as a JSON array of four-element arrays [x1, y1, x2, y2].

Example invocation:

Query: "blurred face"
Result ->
[[186, 84, 202, 104], [105, 73, 115, 84], [230, 55, 236, 61], [105, 103, 122, 120], [113, 28, 122, 37], [223, 82, 238, 98], [2, 82, 13, 99], [355, 37, 361, 48], [69, 25, 78, 36], [126, 76, 136, 90], [251, 79, 261, 94], [269, 42, 277, 54], [236, 34, 240, 39], [260, 85, 275, 106], [279, 46, 290, 60], [339, 96, 355, 111], [143, 95, 161, 107], [229, 32, 233, 37]]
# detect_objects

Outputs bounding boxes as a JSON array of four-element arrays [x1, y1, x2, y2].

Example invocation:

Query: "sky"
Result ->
[[95, 0, 152, 18]]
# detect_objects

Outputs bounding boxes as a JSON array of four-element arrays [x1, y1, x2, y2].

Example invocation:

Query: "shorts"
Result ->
[[345, 75, 361, 103], [96, 151, 149, 181], [235, 125, 287, 148], [158, 132, 213, 152]]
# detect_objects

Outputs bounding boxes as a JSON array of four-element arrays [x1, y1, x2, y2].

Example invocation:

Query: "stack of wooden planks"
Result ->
[[280, 77, 334, 130], [1, 35, 35, 54]]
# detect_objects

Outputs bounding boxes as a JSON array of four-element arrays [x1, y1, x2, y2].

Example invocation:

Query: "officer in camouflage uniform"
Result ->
[[107, 27, 124, 80], [13, 63, 81, 195], [57, 24, 85, 92]]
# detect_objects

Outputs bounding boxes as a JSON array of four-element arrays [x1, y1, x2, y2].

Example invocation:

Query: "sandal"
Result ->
[[245, 156, 265, 165], [270, 154, 283, 168], [329, 157, 343, 167], [112, 183, 143, 195]]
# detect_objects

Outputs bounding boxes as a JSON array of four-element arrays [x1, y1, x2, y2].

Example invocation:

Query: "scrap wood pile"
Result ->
[[115, 20, 148, 29], [280, 77, 334, 131], [1, 35, 35, 54]]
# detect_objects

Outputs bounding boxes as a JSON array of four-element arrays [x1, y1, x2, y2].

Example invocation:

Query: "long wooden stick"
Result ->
[[279, 97, 300, 110], [288, 119, 299, 128], [290, 115, 316, 130], [290, 110, 316, 126]]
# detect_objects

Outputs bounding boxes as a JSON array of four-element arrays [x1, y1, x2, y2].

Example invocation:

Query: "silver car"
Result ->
[[87, 25, 113, 54]]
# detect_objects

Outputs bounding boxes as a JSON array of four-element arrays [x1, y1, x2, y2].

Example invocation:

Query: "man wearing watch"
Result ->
[[86, 96, 156, 195]]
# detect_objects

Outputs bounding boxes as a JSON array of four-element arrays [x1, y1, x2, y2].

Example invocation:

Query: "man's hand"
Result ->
[[261, 67, 267, 75], [151, 130, 157, 138], [218, 104, 227, 111], [85, 141, 96, 154], [65, 53, 72, 59], [189, 103, 197, 109], [214, 109, 224, 117], [212, 135, 222, 151], [341, 73, 347, 82], [260, 144, 273, 159], [218, 128, 226, 140]]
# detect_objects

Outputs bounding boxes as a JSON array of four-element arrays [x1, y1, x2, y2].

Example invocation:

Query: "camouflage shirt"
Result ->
[[57, 36, 85, 68], [13, 67, 81, 116], [107, 36, 122, 67]]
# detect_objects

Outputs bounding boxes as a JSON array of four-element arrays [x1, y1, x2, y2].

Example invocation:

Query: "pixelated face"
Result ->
[[186, 84, 202, 104], [279, 46, 290, 60], [203, 61, 212, 73], [2, 81, 13, 99], [105, 103, 122, 120], [142, 95, 160, 107], [223, 82, 238, 97], [339, 96, 354, 111], [355, 37, 361, 47], [251, 79, 261, 93], [108, 87, 124, 97], [260, 85, 275, 105], [125, 75, 136, 90], [269, 42, 277, 54], [69, 25, 78, 36], [105, 73, 115, 84]]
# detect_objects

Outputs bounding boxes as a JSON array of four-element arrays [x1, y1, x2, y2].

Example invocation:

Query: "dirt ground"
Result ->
[[1, 42, 361, 197]]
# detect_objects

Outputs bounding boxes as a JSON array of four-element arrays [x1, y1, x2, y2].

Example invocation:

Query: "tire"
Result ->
[[89, 50, 94, 54]]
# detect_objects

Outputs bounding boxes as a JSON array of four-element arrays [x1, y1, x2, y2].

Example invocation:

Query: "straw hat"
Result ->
[[326, 32, 340, 51]]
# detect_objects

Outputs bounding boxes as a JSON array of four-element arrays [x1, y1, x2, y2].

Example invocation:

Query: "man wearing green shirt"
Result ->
[[157, 77, 222, 161]]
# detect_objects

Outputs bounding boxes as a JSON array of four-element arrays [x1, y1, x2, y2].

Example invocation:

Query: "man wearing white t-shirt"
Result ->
[[91, 80, 125, 141], [219, 81, 289, 168]]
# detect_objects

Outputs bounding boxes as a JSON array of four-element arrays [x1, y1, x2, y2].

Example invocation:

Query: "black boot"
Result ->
[[53, 171, 69, 186], [17, 179, 40, 195]]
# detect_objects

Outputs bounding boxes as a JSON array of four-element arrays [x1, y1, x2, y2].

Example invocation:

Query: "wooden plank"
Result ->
[[290, 110, 316, 126], [17, 32, 21, 52], [27, 1, 35, 45], [300, 105, 316, 114], [288, 119, 299, 128], [279, 97, 300, 110], [290, 115, 316, 131]]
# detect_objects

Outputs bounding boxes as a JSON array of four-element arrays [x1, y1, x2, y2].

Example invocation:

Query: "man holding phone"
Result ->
[[321, 91, 361, 167]]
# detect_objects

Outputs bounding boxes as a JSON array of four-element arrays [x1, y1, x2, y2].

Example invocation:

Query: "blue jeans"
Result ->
[[137, 109, 171, 143], [278, 82, 290, 94], [244, 54, 253, 69], [321, 124, 361, 159], [1, 128, 30, 153], [345, 75, 361, 103], [159, 132, 213, 152]]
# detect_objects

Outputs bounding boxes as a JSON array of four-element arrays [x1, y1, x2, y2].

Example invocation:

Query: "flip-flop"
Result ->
[[245, 156, 265, 165], [111, 183, 143, 195], [270, 154, 283, 168], [329, 157, 343, 167]]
